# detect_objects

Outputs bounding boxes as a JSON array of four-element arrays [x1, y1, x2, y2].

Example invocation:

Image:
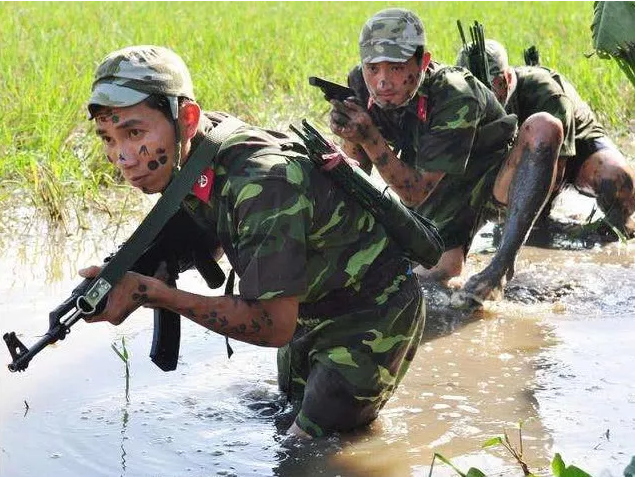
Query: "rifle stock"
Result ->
[[3, 209, 225, 372]]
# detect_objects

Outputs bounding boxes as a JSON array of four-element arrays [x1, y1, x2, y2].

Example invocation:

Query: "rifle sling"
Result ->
[[80, 117, 244, 313]]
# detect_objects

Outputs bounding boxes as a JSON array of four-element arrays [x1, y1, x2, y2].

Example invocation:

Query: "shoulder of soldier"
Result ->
[[425, 62, 487, 101], [515, 66, 562, 88]]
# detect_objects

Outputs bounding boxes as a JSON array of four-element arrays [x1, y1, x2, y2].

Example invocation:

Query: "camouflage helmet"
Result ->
[[359, 8, 426, 64], [88, 45, 195, 119], [456, 39, 510, 79]]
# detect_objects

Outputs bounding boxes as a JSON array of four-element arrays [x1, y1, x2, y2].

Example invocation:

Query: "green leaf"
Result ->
[[552, 453, 565, 476], [466, 468, 487, 477], [591, 1, 635, 86], [111, 343, 126, 362], [433, 453, 467, 477], [482, 436, 504, 448], [624, 456, 635, 477], [551, 454, 593, 477], [592, 1, 635, 55]]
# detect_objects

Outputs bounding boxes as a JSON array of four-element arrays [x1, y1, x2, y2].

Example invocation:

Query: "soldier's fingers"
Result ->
[[329, 119, 351, 139], [330, 110, 351, 128], [343, 99, 366, 113], [78, 265, 102, 278], [330, 99, 355, 115]]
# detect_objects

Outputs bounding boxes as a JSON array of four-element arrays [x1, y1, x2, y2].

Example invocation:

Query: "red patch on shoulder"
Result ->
[[192, 167, 215, 202], [417, 95, 428, 121]]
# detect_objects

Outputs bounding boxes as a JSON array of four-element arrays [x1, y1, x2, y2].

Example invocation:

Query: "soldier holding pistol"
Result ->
[[329, 8, 565, 305]]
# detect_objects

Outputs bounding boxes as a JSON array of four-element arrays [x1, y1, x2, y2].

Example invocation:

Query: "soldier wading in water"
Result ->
[[79, 45, 433, 439]]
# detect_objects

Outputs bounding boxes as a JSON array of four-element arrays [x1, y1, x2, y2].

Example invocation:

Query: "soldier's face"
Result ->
[[95, 102, 176, 194], [362, 56, 422, 109]]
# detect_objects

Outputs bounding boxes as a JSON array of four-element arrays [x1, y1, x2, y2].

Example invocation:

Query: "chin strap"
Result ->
[[168, 96, 183, 171]]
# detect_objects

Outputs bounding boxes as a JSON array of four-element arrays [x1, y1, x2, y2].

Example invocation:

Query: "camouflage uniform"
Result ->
[[348, 63, 517, 251], [88, 45, 425, 438], [507, 66, 610, 184], [457, 40, 613, 185], [181, 112, 425, 437]]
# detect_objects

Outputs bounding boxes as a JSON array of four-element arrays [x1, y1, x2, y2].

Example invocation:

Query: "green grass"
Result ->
[[1, 2, 633, 218]]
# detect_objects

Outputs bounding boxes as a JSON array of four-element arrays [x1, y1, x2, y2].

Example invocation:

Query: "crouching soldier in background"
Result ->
[[457, 39, 635, 238]]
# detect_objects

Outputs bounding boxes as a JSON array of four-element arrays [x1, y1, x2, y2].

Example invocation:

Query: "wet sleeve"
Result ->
[[231, 177, 312, 301], [414, 95, 480, 175]]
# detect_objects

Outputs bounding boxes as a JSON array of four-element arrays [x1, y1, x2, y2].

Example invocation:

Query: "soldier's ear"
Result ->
[[180, 102, 201, 140], [503, 68, 513, 89], [421, 51, 432, 71]]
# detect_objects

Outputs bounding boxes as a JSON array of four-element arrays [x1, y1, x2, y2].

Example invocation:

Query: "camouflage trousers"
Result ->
[[277, 272, 424, 437]]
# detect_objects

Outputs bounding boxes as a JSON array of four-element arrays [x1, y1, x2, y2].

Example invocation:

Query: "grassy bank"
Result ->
[[1, 2, 633, 219]]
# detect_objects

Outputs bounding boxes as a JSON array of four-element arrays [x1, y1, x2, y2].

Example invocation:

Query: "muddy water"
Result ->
[[1, 191, 634, 477]]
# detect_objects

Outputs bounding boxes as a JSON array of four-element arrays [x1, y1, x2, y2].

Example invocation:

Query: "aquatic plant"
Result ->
[[428, 420, 595, 476], [111, 336, 131, 403]]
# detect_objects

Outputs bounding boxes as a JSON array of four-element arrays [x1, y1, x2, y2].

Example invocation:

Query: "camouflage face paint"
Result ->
[[131, 283, 149, 304], [111, 115, 119, 123], [147, 147, 169, 171], [139, 145, 149, 156], [156, 148, 168, 165]]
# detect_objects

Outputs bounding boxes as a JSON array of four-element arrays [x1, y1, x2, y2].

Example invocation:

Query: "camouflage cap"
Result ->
[[88, 45, 195, 118], [456, 39, 509, 78], [359, 8, 426, 64]]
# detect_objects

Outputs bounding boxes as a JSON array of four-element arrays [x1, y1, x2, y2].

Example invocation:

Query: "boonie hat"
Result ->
[[88, 45, 194, 118], [359, 8, 426, 64]]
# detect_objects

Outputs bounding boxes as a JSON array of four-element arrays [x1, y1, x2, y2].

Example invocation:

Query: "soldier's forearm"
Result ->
[[360, 138, 433, 207], [146, 281, 298, 347], [341, 140, 373, 174]]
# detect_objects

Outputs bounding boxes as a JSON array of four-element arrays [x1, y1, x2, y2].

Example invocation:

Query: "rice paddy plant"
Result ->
[[428, 420, 594, 476], [111, 336, 131, 403], [1, 2, 632, 218]]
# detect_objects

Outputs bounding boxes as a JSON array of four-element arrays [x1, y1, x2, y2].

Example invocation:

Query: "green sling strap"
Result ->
[[76, 116, 244, 316]]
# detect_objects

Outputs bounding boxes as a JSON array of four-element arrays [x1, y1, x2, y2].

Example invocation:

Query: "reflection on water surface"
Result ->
[[1, 192, 634, 476]]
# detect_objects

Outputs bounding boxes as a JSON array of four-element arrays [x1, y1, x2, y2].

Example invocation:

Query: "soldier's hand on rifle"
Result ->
[[329, 99, 379, 146], [321, 150, 360, 172], [78, 266, 163, 326]]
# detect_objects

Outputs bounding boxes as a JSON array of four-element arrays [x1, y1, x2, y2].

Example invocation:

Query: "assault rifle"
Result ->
[[524, 45, 540, 66], [308, 76, 356, 101], [290, 120, 443, 268], [457, 19, 492, 88], [3, 209, 225, 372]]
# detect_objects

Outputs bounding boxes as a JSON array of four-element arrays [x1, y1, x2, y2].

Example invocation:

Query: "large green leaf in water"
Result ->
[[591, 1, 635, 86]]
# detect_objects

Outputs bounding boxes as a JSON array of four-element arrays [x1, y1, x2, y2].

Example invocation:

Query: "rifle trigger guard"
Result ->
[[77, 278, 112, 314]]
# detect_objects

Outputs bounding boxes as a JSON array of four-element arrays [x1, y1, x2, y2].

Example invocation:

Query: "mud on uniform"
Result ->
[[182, 112, 425, 437], [507, 66, 612, 187], [348, 62, 517, 252]]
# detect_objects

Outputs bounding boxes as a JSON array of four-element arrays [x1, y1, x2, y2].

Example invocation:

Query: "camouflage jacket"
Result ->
[[181, 112, 409, 308], [348, 62, 516, 179], [508, 66, 607, 158]]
